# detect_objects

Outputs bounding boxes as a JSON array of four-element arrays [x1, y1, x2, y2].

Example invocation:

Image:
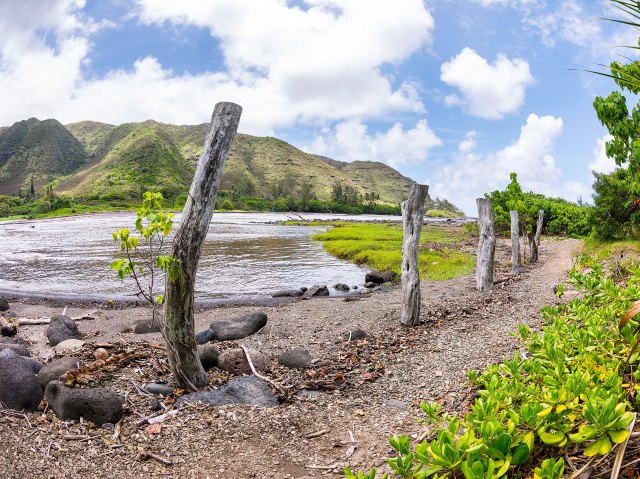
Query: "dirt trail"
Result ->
[[0, 237, 581, 479]]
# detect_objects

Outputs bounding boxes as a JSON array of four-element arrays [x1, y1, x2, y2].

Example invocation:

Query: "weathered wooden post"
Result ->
[[534, 209, 544, 247], [510, 210, 522, 273], [164, 102, 242, 390], [476, 198, 496, 292], [400, 184, 428, 327]]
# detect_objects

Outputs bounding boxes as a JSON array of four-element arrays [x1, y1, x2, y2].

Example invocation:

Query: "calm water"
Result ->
[[0, 212, 400, 299]]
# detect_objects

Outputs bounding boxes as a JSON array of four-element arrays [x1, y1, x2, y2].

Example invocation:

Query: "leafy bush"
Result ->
[[347, 264, 640, 478]]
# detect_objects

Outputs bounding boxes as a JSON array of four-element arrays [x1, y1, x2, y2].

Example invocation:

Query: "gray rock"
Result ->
[[0, 336, 27, 346], [144, 383, 173, 396], [364, 282, 378, 289], [343, 328, 368, 341], [198, 344, 220, 371], [333, 283, 350, 292], [297, 389, 323, 399], [175, 376, 278, 409], [278, 350, 312, 369], [3, 310, 16, 319], [271, 289, 304, 298], [45, 381, 124, 426], [209, 312, 267, 341], [365, 270, 397, 284], [384, 399, 408, 410], [0, 348, 43, 411], [133, 318, 162, 334], [217, 348, 269, 375], [0, 343, 30, 356], [257, 325, 291, 339], [303, 285, 329, 298], [150, 398, 162, 412], [0, 298, 9, 312], [37, 357, 82, 390], [53, 339, 85, 353], [24, 357, 44, 374], [47, 315, 82, 346], [195, 328, 216, 345]]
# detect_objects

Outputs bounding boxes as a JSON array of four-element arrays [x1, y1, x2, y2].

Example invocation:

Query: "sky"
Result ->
[[0, 0, 635, 214]]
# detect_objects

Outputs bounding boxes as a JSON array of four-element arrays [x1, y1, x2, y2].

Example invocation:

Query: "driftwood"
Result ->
[[400, 184, 428, 326], [475, 198, 496, 292], [15, 314, 96, 326], [510, 210, 521, 273], [163, 102, 242, 390]]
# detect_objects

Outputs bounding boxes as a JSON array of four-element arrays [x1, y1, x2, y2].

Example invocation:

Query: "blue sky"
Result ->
[[0, 0, 634, 214]]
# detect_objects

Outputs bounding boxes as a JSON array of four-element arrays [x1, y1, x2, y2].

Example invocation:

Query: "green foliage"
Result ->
[[347, 263, 640, 478], [591, 167, 640, 239], [488, 173, 591, 237], [313, 223, 475, 281], [111, 192, 178, 316], [425, 197, 465, 217]]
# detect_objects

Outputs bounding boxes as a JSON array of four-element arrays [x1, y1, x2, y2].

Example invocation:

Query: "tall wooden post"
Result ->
[[534, 209, 544, 247], [476, 198, 496, 292], [163, 102, 242, 390], [400, 184, 428, 327], [510, 210, 521, 273]]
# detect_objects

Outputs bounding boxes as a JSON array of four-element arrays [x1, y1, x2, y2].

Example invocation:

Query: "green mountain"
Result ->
[[0, 117, 420, 206], [0, 118, 87, 195]]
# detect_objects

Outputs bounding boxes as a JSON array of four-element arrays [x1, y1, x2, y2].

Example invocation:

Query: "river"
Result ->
[[0, 211, 405, 300]]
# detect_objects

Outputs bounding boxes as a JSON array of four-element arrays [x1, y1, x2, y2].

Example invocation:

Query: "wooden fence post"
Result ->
[[400, 184, 428, 327], [163, 102, 242, 390], [476, 198, 496, 292], [510, 210, 522, 273], [535, 209, 544, 247]]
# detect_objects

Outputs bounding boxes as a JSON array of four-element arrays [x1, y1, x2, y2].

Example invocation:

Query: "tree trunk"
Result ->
[[535, 209, 544, 247], [163, 102, 242, 390], [510, 210, 521, 273], [476, 198, 496, 292], [400, 184, 428, 327]]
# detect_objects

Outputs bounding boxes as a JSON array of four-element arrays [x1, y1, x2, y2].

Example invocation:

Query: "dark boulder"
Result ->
[[0, 348, 43, 411], [0, 342, 30, 356], [45, 381, 124, 426], [365, 270, 397, 284], [303, 285, 329, 298], [0, 298, 9, 312], [133, 318, 163, 334], [217, 348, 269, 375], [143, 383, 173, 396], [343, 328, 368, 341], [364, 282, 378, 289], [271, 289, 304, 298], [209, 312, 267, 341], [175, 376, 278, 409], [198, 344, 220, 371], [37, 357, 82, 390], [333, 283, 350, 292], [195, 328, 216, 345], [278, 350, 312, 369], [47, 315, 82, 346], [24, 357, 44, 374]]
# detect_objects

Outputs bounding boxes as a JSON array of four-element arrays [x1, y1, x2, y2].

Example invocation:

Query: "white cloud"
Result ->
[[0, 0, 435, 133], [440, 47, 534, 119], [308, 119, 442, 168], [431, 114, 570, 215], [589, 134, 617, 174]]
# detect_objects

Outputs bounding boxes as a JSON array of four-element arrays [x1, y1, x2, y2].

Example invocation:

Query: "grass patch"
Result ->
[[576, 237, 640, 272], [312, 223, 475, 281]]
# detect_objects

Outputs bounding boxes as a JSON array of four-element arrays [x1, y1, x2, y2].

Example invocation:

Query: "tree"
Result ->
[[590, 1, 640, 238], [297, 181, 315, 211]]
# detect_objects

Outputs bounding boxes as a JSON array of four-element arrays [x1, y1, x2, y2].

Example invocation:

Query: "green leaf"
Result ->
[[609, 429, 630, 444]]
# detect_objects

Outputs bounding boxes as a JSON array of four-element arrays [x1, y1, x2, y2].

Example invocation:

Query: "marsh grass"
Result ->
[[312, 223, 475, 281]]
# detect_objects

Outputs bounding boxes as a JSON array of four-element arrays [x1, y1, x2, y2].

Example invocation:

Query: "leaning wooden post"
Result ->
[[534, 209, 544, 247], [476, 198, 496, 292], [163, 102, 242, 390], [400, 184, 428, 327], [510, 210, 522, 273]]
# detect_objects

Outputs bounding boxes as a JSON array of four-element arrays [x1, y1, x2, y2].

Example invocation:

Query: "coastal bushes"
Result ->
[[313, 223, 475, 281], [347, 261, 640, 478]]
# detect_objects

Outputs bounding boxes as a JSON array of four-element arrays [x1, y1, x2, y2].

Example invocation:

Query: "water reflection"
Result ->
[[0, 212, 376, 298]]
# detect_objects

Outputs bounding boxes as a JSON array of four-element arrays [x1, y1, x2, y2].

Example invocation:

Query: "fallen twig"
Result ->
[[17, 314, 96, 326], [569, 456, 597, 479], [306, 464, 340, 470], [138, 449, 173, 465], [305, 428, 330, 439], [240, 344, 286, 394]]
